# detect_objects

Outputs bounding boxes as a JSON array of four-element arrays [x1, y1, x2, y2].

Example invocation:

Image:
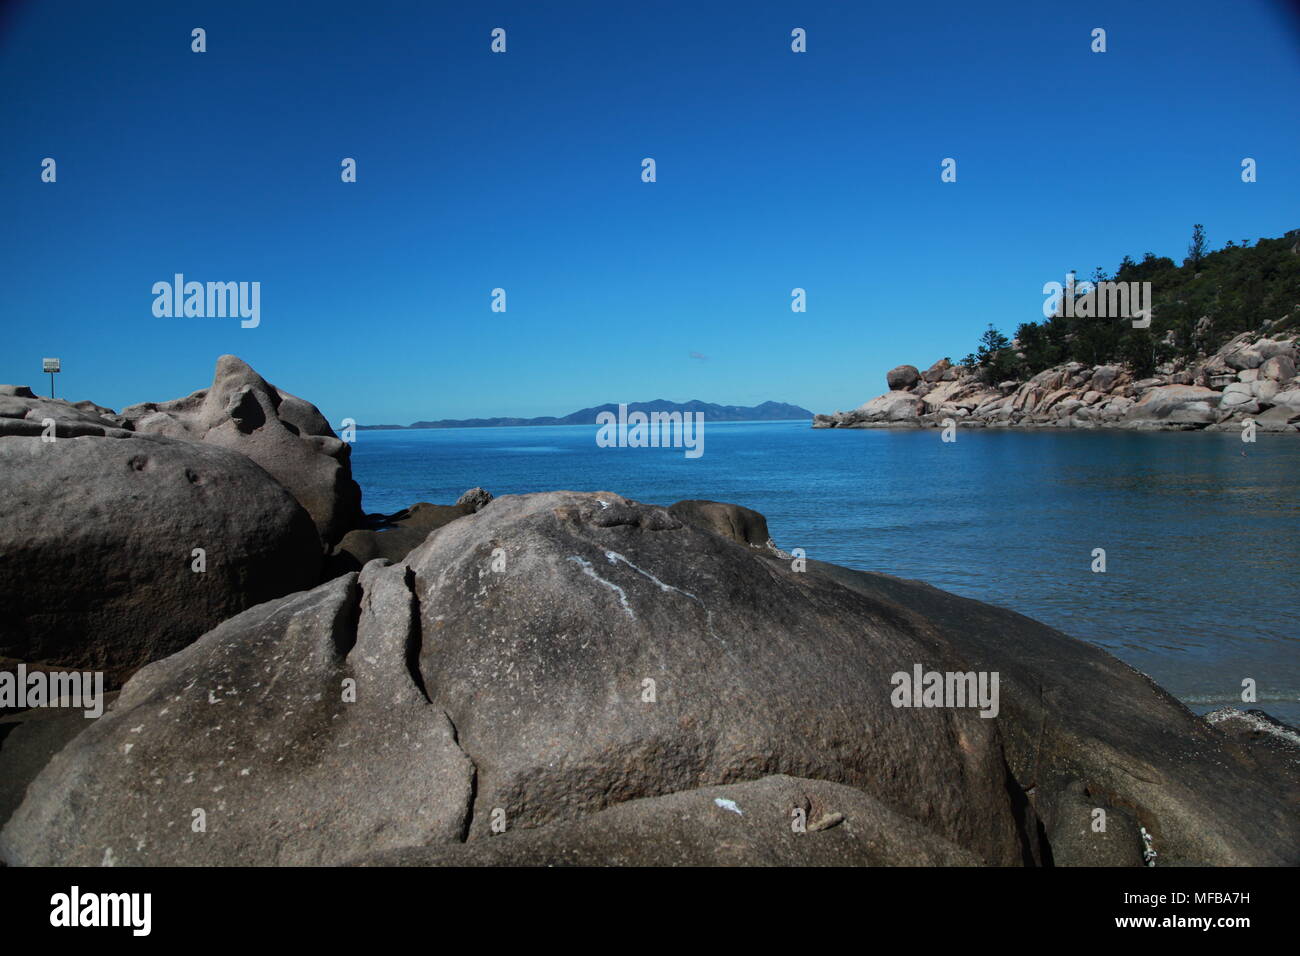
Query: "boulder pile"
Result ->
[[815, 332, 1300, 432], [2, 491, 1296, 867], [0, 357, 357, 681]]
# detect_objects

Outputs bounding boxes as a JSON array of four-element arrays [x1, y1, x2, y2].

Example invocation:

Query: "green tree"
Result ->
[[1186, 224, 1207, 270], [975, 325, 1016, 383]]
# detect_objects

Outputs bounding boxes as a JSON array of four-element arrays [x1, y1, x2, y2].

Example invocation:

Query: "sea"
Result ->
[[350, 421, 1300, 725]]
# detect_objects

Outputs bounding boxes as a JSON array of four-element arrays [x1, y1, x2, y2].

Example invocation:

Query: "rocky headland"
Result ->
[[815, 329, 1300, 432], [1, 357, 1297, 867]]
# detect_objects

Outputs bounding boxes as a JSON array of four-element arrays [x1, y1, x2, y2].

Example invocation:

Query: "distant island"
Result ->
[[357, 399, 814, 430]]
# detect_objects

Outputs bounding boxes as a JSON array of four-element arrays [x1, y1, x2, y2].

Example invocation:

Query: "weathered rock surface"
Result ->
[[1038, 778, 1146, 867], [805, 559, 1300, 866], [0, 390, 133, 438], [121, 356, 363, 544], [0, 566, 475, 866], [0, 433, 321, 681], [0, 698, 117, 830], [350, 775, 980, 866], [399, 492, 1028, 860]]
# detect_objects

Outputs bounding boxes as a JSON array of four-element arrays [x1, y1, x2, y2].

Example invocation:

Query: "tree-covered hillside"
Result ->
[[962, 227, 1300, 382]]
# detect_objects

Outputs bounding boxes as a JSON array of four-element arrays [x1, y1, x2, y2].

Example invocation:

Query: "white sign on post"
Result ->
[[43, 357, 61, 399]]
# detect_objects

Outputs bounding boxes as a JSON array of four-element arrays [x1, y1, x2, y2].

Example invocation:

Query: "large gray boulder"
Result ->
[[122, 356, 362, 544], [0, 433, 321, 681], [398, 492, 1028, 861], [0, 565, 474, 866], [806, 560, 1299, 866]]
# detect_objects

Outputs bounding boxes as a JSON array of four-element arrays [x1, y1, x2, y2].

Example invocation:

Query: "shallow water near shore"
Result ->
[[351, 422, 1300, 725]]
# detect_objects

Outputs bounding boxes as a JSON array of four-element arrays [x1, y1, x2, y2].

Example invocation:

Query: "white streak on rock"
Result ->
[[567, 556, 635, 620]]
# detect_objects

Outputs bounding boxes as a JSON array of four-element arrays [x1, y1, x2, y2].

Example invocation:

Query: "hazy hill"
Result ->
[[358, 399, 814, 430]]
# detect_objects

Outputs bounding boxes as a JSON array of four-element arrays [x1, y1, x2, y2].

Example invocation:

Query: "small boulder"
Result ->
[[886, 364, 921, 390], [1259, 354, 1296, 382], [668, 499, 778, 552], [1225, 348, 1264, 371], [456, 487, 494, 512], [921, 359, 952, 384], [1092, 369, 1123, 395]]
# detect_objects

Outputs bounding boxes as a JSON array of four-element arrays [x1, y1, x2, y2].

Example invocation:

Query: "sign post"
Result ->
[[43, 357, 60, 399]]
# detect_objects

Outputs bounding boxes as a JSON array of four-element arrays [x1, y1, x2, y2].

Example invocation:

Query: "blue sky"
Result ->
[[2, 0, 1298, 425]]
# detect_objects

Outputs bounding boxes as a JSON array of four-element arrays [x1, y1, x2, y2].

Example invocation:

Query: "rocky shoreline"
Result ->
[[1, 356, 1297, 867], [814, 329, 1300, 432]]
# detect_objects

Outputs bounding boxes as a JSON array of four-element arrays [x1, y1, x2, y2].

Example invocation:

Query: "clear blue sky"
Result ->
[[3, 0, 1298, 425]]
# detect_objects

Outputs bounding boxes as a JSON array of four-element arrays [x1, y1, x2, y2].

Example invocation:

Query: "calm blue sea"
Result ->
[[351, 421, 1300, 725]]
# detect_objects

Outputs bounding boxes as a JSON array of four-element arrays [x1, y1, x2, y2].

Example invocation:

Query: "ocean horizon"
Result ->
[[352, 420, 1300, 724]]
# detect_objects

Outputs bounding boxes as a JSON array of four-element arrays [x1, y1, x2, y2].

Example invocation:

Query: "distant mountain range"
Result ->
[[357, 399, 814, 430]]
